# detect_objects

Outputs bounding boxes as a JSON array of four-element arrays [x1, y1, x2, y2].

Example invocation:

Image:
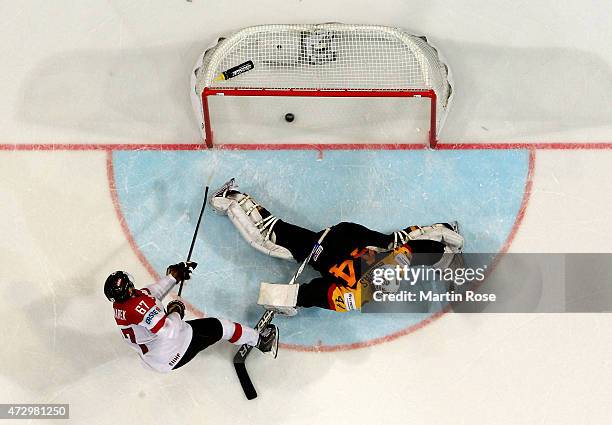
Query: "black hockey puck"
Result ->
[[284, 113, 295, 123]]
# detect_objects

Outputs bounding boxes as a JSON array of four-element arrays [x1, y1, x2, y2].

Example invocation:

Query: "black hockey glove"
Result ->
[[166, 300, 186, 319], [166, 261, 197, 282]]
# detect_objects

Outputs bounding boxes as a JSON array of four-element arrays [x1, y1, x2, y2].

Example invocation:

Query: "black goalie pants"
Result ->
[[272, 221, 445, 310]]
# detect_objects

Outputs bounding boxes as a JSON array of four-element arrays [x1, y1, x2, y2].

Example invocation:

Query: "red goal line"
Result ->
[[1, 141, 612, 151]]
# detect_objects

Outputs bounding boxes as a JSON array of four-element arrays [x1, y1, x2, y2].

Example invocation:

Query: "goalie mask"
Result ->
[[104, 271, 135, 302]]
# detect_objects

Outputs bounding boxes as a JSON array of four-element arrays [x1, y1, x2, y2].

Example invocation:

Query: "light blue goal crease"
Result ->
[[112, 149, 530, 347]]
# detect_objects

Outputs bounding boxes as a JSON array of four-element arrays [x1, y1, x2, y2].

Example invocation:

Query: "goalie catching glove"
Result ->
[[166, 261, 197, 282], [166, 300, 186, 319]]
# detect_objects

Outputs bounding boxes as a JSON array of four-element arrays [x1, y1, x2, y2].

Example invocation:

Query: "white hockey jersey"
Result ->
[[113, 275, 193, 372]]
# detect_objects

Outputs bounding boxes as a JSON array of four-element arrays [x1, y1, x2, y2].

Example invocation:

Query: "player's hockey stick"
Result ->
[[233, 309, 275, 400], [178, 186, 209, 297], [233, 228, 330, 400]]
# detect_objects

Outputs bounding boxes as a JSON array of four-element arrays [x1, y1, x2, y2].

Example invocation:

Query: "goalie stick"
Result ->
[[233, 227, 331, 400]]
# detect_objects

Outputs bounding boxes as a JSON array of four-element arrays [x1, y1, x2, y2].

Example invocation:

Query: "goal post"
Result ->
[[192, 24, 453, 149]]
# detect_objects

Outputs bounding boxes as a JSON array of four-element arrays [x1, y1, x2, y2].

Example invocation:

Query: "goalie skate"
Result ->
[[209, 177, 238, 214]]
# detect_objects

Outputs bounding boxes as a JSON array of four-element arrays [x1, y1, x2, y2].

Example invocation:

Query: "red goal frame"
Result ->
[[201, 88, 438, 149]]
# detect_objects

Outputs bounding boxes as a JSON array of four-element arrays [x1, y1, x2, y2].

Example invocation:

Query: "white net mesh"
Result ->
[[205, 95, 430, 145], [193, 24, 453, 146]]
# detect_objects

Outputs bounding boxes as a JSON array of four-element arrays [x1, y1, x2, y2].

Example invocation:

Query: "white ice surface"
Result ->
[[0, 1, 611, 424]]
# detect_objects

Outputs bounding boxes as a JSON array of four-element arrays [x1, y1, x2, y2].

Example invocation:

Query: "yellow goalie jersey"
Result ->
[[327, 246, 412, 312]]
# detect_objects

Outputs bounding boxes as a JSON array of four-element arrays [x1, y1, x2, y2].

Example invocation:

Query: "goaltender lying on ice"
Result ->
[[209, 178, 465, 314]]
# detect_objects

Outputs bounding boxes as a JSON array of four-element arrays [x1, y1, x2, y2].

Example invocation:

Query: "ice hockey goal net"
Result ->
[[192, 24, 453, 148]]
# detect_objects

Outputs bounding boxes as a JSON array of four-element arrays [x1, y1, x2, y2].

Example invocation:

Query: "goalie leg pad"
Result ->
[[257, 282, 300, 316], [226, 201, 294, 260], [394, 223, 464, 253], [211, 179, 294, 261]]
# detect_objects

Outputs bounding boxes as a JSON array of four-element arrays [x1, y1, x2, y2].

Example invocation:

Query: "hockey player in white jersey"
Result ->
[[105, 261, 278, 372]]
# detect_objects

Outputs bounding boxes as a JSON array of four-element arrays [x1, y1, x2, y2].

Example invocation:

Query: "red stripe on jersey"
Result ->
[[228, 323, 242, 343], [150, 314, 167, 333]]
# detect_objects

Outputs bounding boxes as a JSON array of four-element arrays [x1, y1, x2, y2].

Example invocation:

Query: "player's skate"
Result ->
[[209, 178, 293, 260], [256, 324, 279, 359]]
